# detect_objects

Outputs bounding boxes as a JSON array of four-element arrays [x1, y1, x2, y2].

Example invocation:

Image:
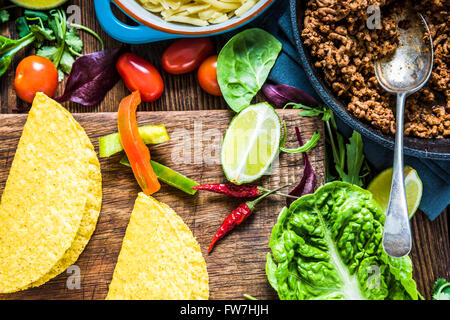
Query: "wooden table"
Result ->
[[0, 0, 448, 299]]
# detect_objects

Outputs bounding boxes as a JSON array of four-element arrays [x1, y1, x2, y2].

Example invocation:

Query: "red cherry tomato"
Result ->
[[198, 55, 222, 96], [14, 55, 58, 103], [116, 53, 164, 102], [162, 37, 214, 75]]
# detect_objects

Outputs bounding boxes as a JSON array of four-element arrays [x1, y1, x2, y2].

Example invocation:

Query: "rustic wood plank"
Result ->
[[0, 110, 325, 300], [410, 208, 450, 299]]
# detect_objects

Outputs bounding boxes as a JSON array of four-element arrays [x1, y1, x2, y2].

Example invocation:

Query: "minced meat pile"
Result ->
[[302, 0, 449, 139]]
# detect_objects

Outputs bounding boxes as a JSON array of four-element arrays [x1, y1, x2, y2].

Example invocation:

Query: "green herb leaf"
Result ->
[[279, 120, 287, 149], [15, 17, 31, 38], [59, 50, 75, 74], [24, 9, 49, 22], [0, 10, 9, 23], [217, 28, 282, 112], [280, 131, 321, 154], [65, 28, 83, 53], [299, 109, 324, 117], [345, 131, 365, 186], [57, 69, 64, 82], [29, 24, 55, 42], [0, 33, 35, 77], [296, 104, 370, 187], [433, 279, 450, 300], [37, 45, 58, 61]]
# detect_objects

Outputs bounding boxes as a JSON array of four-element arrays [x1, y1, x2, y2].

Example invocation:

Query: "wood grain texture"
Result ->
[[0, 0, 448, 300], [0, 110, 325, 300]]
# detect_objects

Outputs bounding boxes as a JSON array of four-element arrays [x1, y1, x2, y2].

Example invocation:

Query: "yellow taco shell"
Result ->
[[106, 193, 209, 300], [0, 93, 102, 293]]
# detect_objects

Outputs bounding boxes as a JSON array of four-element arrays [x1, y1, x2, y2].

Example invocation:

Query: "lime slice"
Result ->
[[221, 103, 281, 185], [10, 0, 67, 9], [368, 166, 423, 218]]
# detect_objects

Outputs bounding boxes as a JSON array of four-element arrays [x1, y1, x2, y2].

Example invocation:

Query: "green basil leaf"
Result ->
[[217, 28, 282, 112]]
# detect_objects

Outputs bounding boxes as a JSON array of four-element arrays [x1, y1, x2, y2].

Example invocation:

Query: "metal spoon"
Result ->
[[374, 12, 433, 258]]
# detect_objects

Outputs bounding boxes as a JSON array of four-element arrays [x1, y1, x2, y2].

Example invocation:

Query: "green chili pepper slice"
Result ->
[[99, 125, 169, 158], [120, 157, 198, 196]]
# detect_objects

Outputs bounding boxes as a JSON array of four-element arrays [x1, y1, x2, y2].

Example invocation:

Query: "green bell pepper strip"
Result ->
[[99, 125, 169, 158], [120, 157, 198, 195]]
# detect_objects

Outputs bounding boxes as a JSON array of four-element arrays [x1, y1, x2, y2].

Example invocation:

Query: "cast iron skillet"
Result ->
[[289, 0, 450, 160]]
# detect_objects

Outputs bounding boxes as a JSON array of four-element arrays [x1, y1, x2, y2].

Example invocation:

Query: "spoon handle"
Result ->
[[383, 92, 412, 258]]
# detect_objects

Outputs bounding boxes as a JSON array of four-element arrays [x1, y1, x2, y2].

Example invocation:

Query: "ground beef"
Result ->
[[302, 0, 450, 139]]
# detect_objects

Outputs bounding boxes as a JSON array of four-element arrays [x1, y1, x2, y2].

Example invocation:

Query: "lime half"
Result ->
[[221, 103, 281, 185], [10, 0, 68, 9], [368, 166, 423, 218]]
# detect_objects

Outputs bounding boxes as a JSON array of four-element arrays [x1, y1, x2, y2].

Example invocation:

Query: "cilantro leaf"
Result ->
[[15, 17, 31, 38], [37, 45, 58, 61], [433, 279, 450, 300], [65, 28, 83, 53], [29, 24, 55, 43], [0, 10, 10, 23], [59, 50, 75, 74]]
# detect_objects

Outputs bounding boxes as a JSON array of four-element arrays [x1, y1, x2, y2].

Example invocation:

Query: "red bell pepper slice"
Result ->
[[118, 91, 160, 195]]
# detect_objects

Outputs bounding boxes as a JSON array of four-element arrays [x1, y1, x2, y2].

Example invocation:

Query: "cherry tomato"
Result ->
[[162, 37, 214, 75], [14, 55, 58, 103], [197, 55, 222, 96], [116, 53, 164, 102]]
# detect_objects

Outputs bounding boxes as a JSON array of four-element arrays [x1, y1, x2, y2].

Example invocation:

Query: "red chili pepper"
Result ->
[[192, 184, 259, 197], [208, 185, 289, 253], [192, 183, 298, 199]]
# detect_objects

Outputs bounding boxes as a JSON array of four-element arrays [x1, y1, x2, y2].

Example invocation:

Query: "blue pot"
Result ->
[[95, 0, 276, 44]]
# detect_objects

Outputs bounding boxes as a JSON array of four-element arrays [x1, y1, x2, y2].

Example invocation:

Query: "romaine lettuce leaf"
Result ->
[[266, 181, 419, 300]]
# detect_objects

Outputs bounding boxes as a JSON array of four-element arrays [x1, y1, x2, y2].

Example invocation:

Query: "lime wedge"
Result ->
[[221, 103, 281, 185], [10, 0, 67, 9], [368, 166, 423, 218]]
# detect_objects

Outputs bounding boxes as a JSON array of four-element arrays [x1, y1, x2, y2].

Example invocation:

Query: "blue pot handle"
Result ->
[[94, 0, 178, 44]]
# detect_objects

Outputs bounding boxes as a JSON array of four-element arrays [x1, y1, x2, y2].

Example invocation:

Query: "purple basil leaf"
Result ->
[[57, 47, 126, 106], [286, 127, 317, 207], [263, 83, 319, 108]]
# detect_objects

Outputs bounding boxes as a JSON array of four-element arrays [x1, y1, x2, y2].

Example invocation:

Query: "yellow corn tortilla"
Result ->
[[0, 93, 102, 293], [27, 99, 103, 289], [106, 193, 209, 300]]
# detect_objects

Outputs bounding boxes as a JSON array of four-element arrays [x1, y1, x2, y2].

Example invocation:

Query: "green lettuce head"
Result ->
[[266, 181, 420, 300]]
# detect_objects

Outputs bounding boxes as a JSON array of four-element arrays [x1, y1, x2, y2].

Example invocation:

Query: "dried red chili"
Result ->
[[208, 185, 289, 253], [192, 183, 297, 199]]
